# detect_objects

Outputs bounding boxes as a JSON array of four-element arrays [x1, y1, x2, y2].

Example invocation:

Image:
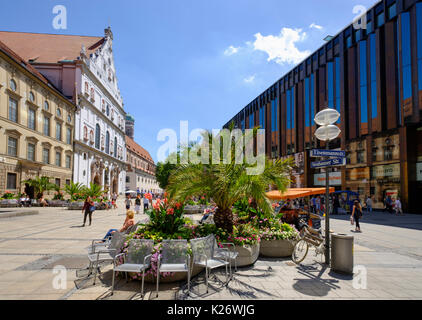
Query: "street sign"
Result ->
[[310, 149, 346, 158], [310, 157, 345, 169]]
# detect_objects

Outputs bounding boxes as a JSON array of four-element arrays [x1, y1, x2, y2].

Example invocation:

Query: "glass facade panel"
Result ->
[[377, 12, 385, 27], [271, 98, 278, 132], [305, 77, 310, 127], [335, 57, 341, 122], [370, 34, 378, 119], [249, 113, 254, 129], [287, 89, 291, 129], [327, 62, 334, 108], [310, 74, 315, 125], [360, 40, 368, 124], [292, 87, 295, 129], [388, 4, 397, 19], [417, 3, 422, 90], [401, 12, 413, 100]]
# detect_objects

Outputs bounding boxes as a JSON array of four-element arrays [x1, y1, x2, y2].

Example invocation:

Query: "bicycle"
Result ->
[[292, 213, 326, 264]]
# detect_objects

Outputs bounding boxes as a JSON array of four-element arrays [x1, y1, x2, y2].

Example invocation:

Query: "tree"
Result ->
[[167, 128, 292, 233], [156, 161, 177, 190], [22, 176, 55, 199], [82, 183, 103, 199], [64, 182, 85, 201]]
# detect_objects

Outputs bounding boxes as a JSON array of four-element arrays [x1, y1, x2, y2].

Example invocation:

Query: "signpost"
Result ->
[[311, 157, 345, 169], [310, 149, 346, 158]]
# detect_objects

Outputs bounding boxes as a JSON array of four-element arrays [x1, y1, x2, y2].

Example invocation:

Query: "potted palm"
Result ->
[[167, 128, 292, 267]]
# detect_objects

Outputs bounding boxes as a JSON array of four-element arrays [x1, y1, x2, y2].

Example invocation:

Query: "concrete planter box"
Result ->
[[132, 265, 204, 284], [47, 200, 69, 207], [234, 243, 260, 267], [259, 239, 296, 258], [0, 199, 19, 208], [67, 202, 84, 210]]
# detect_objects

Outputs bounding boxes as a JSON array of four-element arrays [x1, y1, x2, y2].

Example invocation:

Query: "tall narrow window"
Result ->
[[28, 108, 36, 130], [310, 74, 315, 126], [42, 148, 49, 164], [305, 77, 310, 127], [401, 12, 412, 121], [9, 97, 18, 123], [56, 123, 62, 141], [327, 62, 334, 108], [291, 87, 295, 130], [271, 98, 278, 132], [43, 116, 50, 136], [8, 137, 17, 156], [114, 136, 117, 157], [105, 131, 110, 154], [66, 128, 72, 144], [359, 40, 368, 125], [287, 89, 291, 130], [55, 151, 61, 167], [369, 34, 378, 119], [249, 112, 254, 129], [65, 155, 71, 169], [95, 124, 101, 149], [27, 143, 35, 161], [335, 57, 341, 122], [7, 173, 17, 190], [417, 3, 422, 91]]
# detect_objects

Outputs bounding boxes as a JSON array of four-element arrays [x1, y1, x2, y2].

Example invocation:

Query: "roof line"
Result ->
[[0, 30, 102, 39]]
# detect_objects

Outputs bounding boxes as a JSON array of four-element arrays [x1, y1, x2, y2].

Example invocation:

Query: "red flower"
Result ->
[[145, 193, 152, 200], [166, 208, 174, 215], [175, 202, 182, 209]]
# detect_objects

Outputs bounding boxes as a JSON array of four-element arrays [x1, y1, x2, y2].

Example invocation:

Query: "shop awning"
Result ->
[[266, 187, 335, 200]]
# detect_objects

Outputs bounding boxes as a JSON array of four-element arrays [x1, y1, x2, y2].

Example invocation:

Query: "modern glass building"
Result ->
[[224, 0, 422, 212]]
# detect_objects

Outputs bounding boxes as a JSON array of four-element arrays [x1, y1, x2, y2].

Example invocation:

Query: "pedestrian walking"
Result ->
[[143, 194, 150, 211], [395, 197, 403, 215], [365, 195, 372, 214], [135, 194, 142, 214], [82, 196, 95, 227], [125, 194, 132, 210], [386, 195, 393, 213], [351, 200, 363, 233], [111, 192, 118, 209]]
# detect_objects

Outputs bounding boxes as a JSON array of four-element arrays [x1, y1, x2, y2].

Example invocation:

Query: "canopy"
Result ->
[[266, 187, 335, 200]]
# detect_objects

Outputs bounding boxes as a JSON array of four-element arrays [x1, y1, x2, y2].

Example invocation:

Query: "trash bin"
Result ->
[[331, 233, 354, 274]]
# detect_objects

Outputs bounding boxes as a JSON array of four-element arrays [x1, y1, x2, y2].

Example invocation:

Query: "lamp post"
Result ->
[[314, 108, 341, 265]]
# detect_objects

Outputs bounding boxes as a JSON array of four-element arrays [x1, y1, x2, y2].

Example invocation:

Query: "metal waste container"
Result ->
[[331, 233, 354, 274]]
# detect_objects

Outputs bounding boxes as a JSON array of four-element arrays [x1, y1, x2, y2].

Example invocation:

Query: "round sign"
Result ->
[[315, 125, 341, 141], [314, 108, 340, 126]]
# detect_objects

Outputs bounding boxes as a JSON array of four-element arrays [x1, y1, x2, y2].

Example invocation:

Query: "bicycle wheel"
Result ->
[[292, 239, 309, 264]]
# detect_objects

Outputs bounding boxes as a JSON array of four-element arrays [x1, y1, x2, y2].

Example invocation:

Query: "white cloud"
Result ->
[[252, 28, 311, 65], [243, 75, 255, 83], [224, 45, 239, 56], [309, 23, 323, 30]]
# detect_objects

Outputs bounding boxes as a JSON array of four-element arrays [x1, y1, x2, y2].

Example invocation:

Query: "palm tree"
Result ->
[[64, 182, 85, 201], [22, 176, 55, 199], [82, 183, 103, 199], [167, 127, 292, 233]]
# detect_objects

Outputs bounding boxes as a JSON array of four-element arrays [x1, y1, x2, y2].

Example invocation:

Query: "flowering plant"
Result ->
[[259, 219, 299, 241], [2, 191, 15, 199], [145, 198, 185, 234], [215, 223, 260, 246]]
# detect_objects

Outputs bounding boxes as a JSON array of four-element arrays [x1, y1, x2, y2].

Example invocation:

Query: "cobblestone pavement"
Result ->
[[0, 203, 421, 300]]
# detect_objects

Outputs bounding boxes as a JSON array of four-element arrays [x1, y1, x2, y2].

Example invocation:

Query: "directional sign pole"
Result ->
[[325, 141, 330, 265]]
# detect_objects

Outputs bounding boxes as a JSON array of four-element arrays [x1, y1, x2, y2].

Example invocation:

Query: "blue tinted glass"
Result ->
[[249, 113, 254, 129], [360, 40, 368, 124], [355, 30, 361, 42], [305, 77, 310, 127], [310, 74, 315, 125], [286, 90, 291, 129], [367, 21, 373, 34], [241, 119, 245, 131], [370, 34, 378, 119], [419, 61, 422, 91], [377, 12, 385, 27], [402, 12, 413, 99], [417, 3, 422, 90], [347, 36, 352, 48], [274, 98, 278, 131], [389, 4, 397, 19], [335, 57, 341, 123], [292, 87, 295, 129], [327, 62, 334, 108]]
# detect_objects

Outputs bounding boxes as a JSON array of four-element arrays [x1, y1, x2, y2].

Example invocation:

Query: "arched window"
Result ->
[[114, 136, 117, 158], [105, 131, 110, 154], [10, 79, 17, 91], [95, 124, 100, 149]]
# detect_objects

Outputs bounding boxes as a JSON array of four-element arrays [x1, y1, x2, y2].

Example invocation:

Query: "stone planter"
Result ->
[[234, 243, 260, 267], [47, 200, 68, 207], [0, 199, 19, 208], [259, 239, 296, 258], [67, 202, 84, 210], [132, 265, 204, 284]]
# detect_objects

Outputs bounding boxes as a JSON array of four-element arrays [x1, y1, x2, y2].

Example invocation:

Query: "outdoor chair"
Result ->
[[156, 239, 191, 297], [111, 239, 154, 297], [213, 238, 238, 279], [83, 232, 127, 285], [190, 235, 229, 293]]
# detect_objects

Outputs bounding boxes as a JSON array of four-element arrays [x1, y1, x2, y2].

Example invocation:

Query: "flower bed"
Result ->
[[258, 220, 299, 258]]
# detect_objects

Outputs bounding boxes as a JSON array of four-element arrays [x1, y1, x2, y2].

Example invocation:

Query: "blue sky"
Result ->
[[0, 0, 378, 162]]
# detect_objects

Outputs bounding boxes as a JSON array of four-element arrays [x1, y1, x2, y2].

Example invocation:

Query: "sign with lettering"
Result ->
[[311, 158, 345, 168], [314, 172, 342, 186], [310, 149, 346, 158]]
